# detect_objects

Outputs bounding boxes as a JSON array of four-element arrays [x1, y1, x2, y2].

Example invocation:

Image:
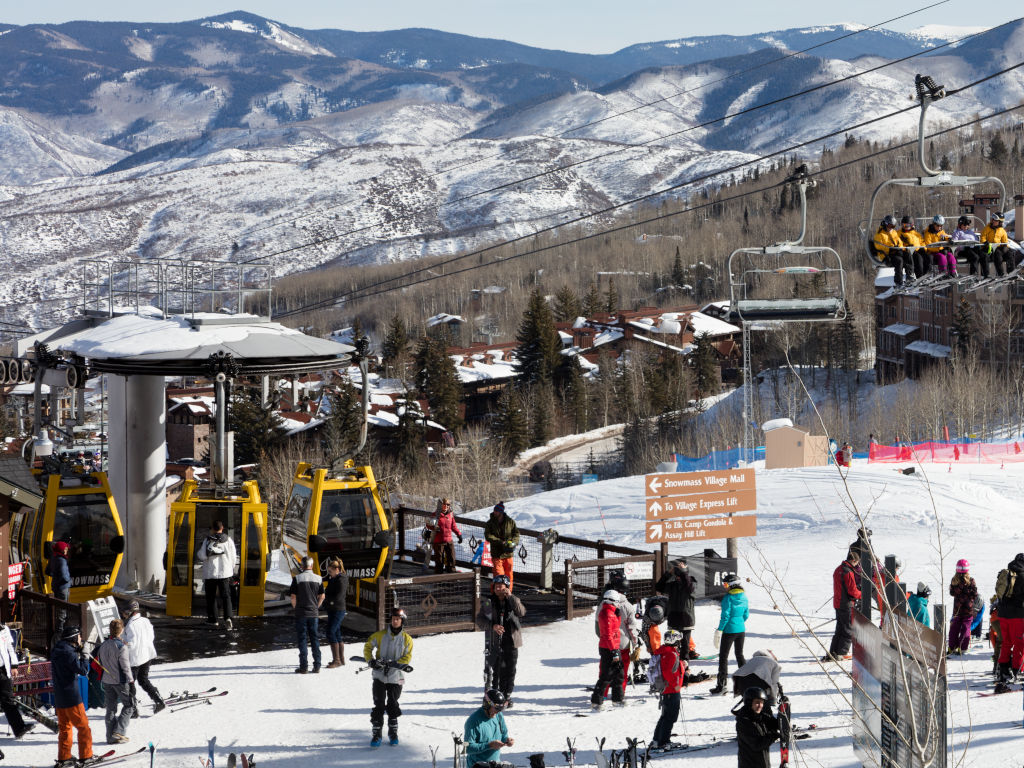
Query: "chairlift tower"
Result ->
[[728, 169, 847, 466]]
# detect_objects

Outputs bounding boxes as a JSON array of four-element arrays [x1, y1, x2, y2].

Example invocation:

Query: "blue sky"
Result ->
[[1, 1, 1014, 54]]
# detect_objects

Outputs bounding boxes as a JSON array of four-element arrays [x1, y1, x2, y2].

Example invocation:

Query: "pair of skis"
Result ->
[[76, 742, 155, 768]]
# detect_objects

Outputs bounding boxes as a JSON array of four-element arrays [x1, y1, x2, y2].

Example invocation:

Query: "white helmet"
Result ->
[[662, 629, 684, 646], [932, 214, 945, 226]]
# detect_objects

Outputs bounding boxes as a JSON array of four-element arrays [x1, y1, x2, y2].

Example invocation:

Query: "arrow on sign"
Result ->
[[648, 522, 663, 541], [648, 476, 662, 494], [649, 501, 663, 517]]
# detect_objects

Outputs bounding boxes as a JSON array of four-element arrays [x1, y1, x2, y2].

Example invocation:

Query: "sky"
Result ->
[[2, 0, 1019, 54]]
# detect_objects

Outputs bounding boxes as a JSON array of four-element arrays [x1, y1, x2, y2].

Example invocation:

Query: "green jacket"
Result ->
[[485, 515, 520, 560]]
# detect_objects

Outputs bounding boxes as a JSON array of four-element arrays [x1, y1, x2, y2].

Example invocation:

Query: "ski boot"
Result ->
[[370, 727, 383, 748], [388, 721, 399, 746]]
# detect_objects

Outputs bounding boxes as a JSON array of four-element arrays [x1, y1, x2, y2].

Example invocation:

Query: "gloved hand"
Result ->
[[609, 654, 623, 669], [714, 630, 722, 648], [458, 535, 463, 544], [369, 658, 383, 670]]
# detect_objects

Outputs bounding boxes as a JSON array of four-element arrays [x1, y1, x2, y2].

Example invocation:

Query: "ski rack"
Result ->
[[860, 74, 1006, 267]]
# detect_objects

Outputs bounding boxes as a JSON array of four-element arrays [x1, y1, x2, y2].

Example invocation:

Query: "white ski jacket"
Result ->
[[123, 613, 158, 667], [196, 533, 237, 580]]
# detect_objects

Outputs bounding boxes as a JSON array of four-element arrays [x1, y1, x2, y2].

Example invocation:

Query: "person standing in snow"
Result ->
[[363, 607, 414, 747], [733, 687, 780, 768], [96, 619, 133, 744], [485, 502, 519, 591], [477, 574, 525, 706], [710, 573, 749, 695], [824, 550, 862, 662], [994, 553, 1024, 684], [655, 558, 698, 656], [650, 629, 686, 749], [432, 497, 463, 574], [0, 619, 32, 739], [908, 583, 931, 628], [324, 557, 348, 669], [948, 559, 978, 655], [464, 689, 513, 767], [121, 601, 165, 715], [589, 572, 638, 709], [289, 556, 325, 674], [51, 626, 93, 768], [195, 521, 237, 629]]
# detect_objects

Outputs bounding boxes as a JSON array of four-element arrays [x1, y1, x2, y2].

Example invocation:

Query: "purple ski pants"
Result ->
[[948, 615, 972, 652]]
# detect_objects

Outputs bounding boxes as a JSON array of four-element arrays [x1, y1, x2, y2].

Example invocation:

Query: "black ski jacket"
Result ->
[[996, 556, 1024, 619], [735, 704, 779, 768], [655, 567, 696, 627]]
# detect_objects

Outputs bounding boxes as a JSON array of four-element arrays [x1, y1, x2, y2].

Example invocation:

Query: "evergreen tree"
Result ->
[[952, 298, 973, 358], [413, 335, 464, 431], [492, 388, 529, 459], [605, 279, 619, 315], [227, 387, 287, 465], [582, 283, 602, 317], [323, 377, 366, 461], [691, 332, 719, 404], [391, 394, 427, 473], [553, 285, 583, 322], [381, 314, 410, 379], [515, 287, 562, 385], [939, 154, 952, 171], [671, 248, 686, 287], [529, 383, 554, 448], [989, 133, 1008, 165], [562, 356, 589, 432], [619, 411, 651, 476]]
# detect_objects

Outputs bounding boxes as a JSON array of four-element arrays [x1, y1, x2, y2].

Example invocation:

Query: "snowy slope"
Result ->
[[13, 459, 1024, 767], [0, 108, 127, 184]]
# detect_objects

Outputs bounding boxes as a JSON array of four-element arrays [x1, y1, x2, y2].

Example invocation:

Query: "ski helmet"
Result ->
[[743, 687, 768, 704], [991, 210, 1005, 222], [722, 572, 737, 586], [957, 215, 971, 227], [932, 214, 945, 226], [493, 574, 511, 588], [662, 629, 684, 647], [955, 559, 969, 573], [484, 689, 507, 710], [882, 214, 896, 228], [646, 603, 666, 624], [916, 582, 931, 597], [607, 569, 629, 594], [391, 607, 408, 625]]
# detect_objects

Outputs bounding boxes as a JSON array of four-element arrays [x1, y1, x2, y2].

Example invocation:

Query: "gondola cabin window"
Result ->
[[283, 484, 311, 545], [52, 493, 119, 587], [317, 491, 374, 551]]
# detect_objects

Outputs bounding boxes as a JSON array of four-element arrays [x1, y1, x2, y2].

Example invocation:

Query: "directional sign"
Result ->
[[646, 469, 755, 498], [646, 515, 757, 543], [646, 489, 757, 520]]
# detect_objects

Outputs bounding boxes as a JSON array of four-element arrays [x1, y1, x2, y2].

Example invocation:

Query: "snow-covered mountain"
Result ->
[[1, 15, 1022, 330]]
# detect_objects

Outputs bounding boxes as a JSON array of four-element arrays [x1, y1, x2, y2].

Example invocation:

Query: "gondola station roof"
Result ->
[[15, 312, 354, 377]]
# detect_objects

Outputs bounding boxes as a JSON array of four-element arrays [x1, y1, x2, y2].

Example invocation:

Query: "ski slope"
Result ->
[[16, 459, 1024, 767]]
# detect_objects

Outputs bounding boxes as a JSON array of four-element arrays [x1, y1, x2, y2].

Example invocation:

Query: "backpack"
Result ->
[[995, 568, 1017, 601], [648, 651, 680, 694]]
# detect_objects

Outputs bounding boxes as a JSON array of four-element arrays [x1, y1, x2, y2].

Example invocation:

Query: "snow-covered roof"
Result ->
[[592, 329, 624, 348], [688, 311, 740, 336], [882, 323, 918, 337], [450, 350, 518, 384], [905, 340, 951, 358], [426, 313, 465, 327]]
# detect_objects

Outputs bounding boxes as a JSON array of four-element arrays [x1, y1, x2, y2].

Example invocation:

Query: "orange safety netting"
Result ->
[[868, 441, 1024, 463]]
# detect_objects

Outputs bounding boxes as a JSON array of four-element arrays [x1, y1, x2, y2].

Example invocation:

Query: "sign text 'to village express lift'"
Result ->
[[644, 468, 757, 544]]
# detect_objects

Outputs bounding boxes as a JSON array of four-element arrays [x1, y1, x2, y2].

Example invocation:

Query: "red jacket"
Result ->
[[833, 559, 862, 610], [653, 644, 685, 694], [597, 602, 622, 650], [432, 511, 462, 544]]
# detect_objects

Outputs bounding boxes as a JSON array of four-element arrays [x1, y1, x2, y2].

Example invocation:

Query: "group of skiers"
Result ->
[[826, 526, 1024, 694], [873, 210, 1018, 286]]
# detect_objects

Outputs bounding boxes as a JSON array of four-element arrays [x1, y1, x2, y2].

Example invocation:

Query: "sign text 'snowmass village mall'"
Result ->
[[644, 468, 757, 543]]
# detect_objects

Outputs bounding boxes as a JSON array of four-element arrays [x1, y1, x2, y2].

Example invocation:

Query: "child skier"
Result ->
[[908, 582, 931, 628], [733, 686, 780, 768], [948, 559, 978, 655], [363, 607, 414, 746], [650, 629, 686, 751]]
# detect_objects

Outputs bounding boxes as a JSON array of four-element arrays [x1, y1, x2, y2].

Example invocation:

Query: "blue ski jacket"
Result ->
[[464, 706, 509, 765], [908, 594, 930, 628], [717, 586, 750, 634], [50, 639, 89, 709]]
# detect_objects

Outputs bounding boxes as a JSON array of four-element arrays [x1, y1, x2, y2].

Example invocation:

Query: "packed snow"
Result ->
[[14, 458, 1024, 767]]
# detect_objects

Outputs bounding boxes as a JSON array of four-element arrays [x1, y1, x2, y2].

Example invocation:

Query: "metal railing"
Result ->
[[370, 570, 480, 635]]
